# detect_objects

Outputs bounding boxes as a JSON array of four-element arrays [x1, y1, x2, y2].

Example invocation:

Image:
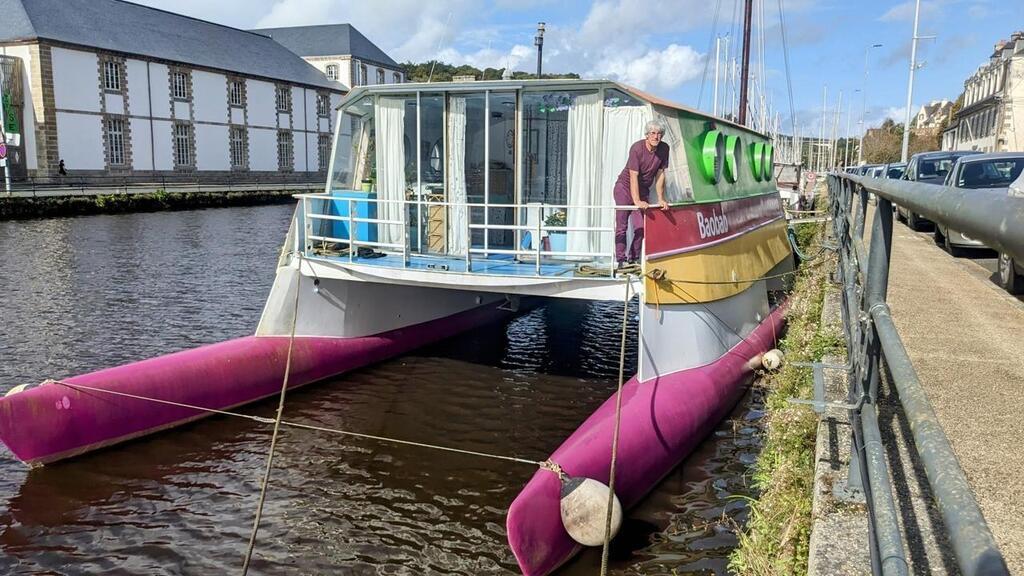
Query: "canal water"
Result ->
[[0, 204, 764, 575]]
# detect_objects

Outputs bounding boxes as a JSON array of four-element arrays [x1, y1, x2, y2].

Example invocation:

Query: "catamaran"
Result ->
[[0, 79, 792, 575]]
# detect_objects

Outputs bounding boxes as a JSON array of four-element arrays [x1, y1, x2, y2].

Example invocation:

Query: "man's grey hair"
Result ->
[[644, 120, 666, 136]]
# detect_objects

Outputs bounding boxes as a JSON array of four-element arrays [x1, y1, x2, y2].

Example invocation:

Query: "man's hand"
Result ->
[[636, 200, 650, 210], [658, 200, 669, 211]]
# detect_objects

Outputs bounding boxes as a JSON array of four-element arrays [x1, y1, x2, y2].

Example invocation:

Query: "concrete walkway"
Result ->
[[885, 216, 1024, 573]]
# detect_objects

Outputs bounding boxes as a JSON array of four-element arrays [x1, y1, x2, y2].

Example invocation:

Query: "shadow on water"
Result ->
[[0, 204, 767, 575]]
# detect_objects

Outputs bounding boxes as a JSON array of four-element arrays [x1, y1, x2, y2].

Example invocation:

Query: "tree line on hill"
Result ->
[[401, 61, 579, 83]]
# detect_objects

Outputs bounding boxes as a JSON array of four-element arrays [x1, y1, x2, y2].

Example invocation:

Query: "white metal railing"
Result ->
[[295, 193, 634, 277]]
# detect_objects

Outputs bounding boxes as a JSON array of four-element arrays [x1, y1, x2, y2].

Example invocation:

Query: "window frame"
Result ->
[[106, 116, 126, 166], [230, 126, 247, 170], [173, 122, 194, 168], [103, 59, 121, 92], [325, 64, 339, 81], [316, 93, 330, 117], [376, 69, 385, 85], [275, 84, 292, 113], [171, 71, 190, 101], [277, 130, 294, 171], [393, 72, 401, 84], [229, 80, 244, 107]]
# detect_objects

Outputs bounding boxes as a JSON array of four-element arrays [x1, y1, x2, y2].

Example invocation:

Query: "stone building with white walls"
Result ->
[[0, 0, 351, 182], [251, 24, 404, 90], [948, 31, 1024, 152]]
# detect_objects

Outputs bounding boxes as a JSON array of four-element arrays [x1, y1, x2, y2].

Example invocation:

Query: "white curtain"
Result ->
[[375, 97, 406, 247], [599, 105, 652, 255], [447, 97, 468, 256], [565, 92, 604, 255]]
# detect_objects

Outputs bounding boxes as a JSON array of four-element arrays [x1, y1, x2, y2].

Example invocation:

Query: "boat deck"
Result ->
[[308, 249, 616, 279]]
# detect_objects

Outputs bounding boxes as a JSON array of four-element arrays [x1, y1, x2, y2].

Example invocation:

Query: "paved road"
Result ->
[[885, 216, 1024, 573]]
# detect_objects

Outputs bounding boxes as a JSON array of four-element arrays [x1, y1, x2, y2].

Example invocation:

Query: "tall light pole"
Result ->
[[858, 43, 883, 164], [534, 22, 545, 78], [845, 90, 858, 167], [900, 0, 934, 162]]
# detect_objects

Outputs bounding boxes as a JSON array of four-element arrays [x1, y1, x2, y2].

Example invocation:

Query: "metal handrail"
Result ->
[[828, 173, 1009, 576], [849, 175, 1024, 263], [298, 195, 625, 274]]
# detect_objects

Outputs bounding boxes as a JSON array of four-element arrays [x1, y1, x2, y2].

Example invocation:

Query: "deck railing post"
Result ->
[[535, 205, 543, 275], [465, 202, 472, 272], [402, 199, 409, 268], [348, 198, 355, 264]]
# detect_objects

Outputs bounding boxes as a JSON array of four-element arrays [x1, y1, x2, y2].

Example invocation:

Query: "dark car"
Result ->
[[934, 153, 1024, 259], [884, 162, 906, 179], [897, 150, 983, 229]]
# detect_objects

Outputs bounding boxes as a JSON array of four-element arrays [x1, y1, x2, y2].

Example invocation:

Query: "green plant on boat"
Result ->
[[729, 189, 843, 576], [544, 210, 567, 227]]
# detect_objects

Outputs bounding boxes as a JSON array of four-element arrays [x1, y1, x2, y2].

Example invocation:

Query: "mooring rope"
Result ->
[[241, 254, 305, 575], [600, 275, 633, 576], [51, 379, 545, 467]]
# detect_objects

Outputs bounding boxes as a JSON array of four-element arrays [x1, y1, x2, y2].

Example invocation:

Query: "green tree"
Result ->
[[400, 60, 579, 83]]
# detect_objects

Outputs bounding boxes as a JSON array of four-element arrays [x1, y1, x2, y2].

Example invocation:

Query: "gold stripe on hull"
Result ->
[[644, 220, 791, 304]]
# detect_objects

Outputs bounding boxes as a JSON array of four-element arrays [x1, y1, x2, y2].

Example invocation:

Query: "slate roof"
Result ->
[[0, 0, 341, 90], [250, 24, 400, 69]]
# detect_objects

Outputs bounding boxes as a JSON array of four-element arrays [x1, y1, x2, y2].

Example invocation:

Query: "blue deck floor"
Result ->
[[309, 250, 613, 278]]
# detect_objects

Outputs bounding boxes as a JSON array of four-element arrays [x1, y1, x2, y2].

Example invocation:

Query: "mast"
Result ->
[[738, 0, 753, 125]]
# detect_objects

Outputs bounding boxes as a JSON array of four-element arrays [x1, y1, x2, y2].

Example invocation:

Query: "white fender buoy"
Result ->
[[559, 476, 623, 547], [761, 349, 784, 371], [4, 382, 40, 397]]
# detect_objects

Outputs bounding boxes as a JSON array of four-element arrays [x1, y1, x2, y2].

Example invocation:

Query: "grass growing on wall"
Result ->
[[729, 196, 844, 575], [0, 189, 296, 219]]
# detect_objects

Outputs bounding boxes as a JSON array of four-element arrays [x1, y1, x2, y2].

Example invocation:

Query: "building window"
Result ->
[[277, 130, 294, 171], [276, 85, 291, 113], [230, 126, 247, 169], [174, 123, 193, 167], [318, 133, 331, 171], [376, 69, 385, 85], [103, 60, 121, 92], [316, 93, 330, 117], [393, 72, 401, 84], [229, 80, 244, 106], [326, 64, 339, 80], [359, 64, 368, 86], [172, 71, 190, 100], [107, 117, 126, 166]]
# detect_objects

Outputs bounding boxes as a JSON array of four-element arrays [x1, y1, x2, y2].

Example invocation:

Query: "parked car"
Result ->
[[884, 162, 906, 179], [856, 164, 880, 176], [896, 150, 983, 229], [934, 153, 1024, 259], [997, 166, 1024, 294], [869, 165, 886, 178]]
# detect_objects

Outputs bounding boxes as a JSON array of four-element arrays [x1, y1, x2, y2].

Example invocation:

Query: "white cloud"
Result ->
[[878, 0, 941, 22], [589, 44, 704, 91]]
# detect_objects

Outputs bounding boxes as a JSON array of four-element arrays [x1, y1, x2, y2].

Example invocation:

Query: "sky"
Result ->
[[138, 0, 1024, 139]]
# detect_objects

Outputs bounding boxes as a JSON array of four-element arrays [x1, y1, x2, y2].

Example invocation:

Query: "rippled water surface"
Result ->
[[0, 205, 764, 575]]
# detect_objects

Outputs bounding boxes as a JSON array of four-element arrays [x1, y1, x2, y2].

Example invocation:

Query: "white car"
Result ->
[[936, 153, 1024, 257]]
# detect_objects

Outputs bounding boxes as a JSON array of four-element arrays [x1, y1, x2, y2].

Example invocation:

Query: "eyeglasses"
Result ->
[[647, 131, 663, 137]]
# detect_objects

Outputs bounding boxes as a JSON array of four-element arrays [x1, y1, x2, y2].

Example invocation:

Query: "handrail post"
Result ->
[[402, 199, 409, 268], [465, 202, 472, 272], [348, 197, 355, 264], [535, 205, 542, 275]]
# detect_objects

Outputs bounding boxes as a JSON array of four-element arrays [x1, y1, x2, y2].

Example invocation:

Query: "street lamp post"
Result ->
[[534, 22, 545, 79], [858, 43, 883, 164]]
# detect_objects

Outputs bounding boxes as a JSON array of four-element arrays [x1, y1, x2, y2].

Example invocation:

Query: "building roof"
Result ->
[[249, 24, 400, 69], [0, 0, 341, 90]]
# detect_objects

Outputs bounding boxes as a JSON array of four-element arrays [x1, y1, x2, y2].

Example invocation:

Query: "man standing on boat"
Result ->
[[614, 120, 669, 271]]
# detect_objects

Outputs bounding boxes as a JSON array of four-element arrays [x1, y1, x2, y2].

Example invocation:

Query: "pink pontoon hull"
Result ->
[[506, 303, 786, 576], [0, 303, 510, 466]]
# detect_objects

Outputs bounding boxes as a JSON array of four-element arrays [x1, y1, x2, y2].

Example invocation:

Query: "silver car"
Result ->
[[935, 153, 1024, 258]]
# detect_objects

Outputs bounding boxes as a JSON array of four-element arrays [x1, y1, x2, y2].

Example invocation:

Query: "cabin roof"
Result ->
[[337, 79, 766, 138]]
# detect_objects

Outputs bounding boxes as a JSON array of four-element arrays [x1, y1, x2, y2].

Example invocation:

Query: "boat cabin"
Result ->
[[296, 79, 778, 280]]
